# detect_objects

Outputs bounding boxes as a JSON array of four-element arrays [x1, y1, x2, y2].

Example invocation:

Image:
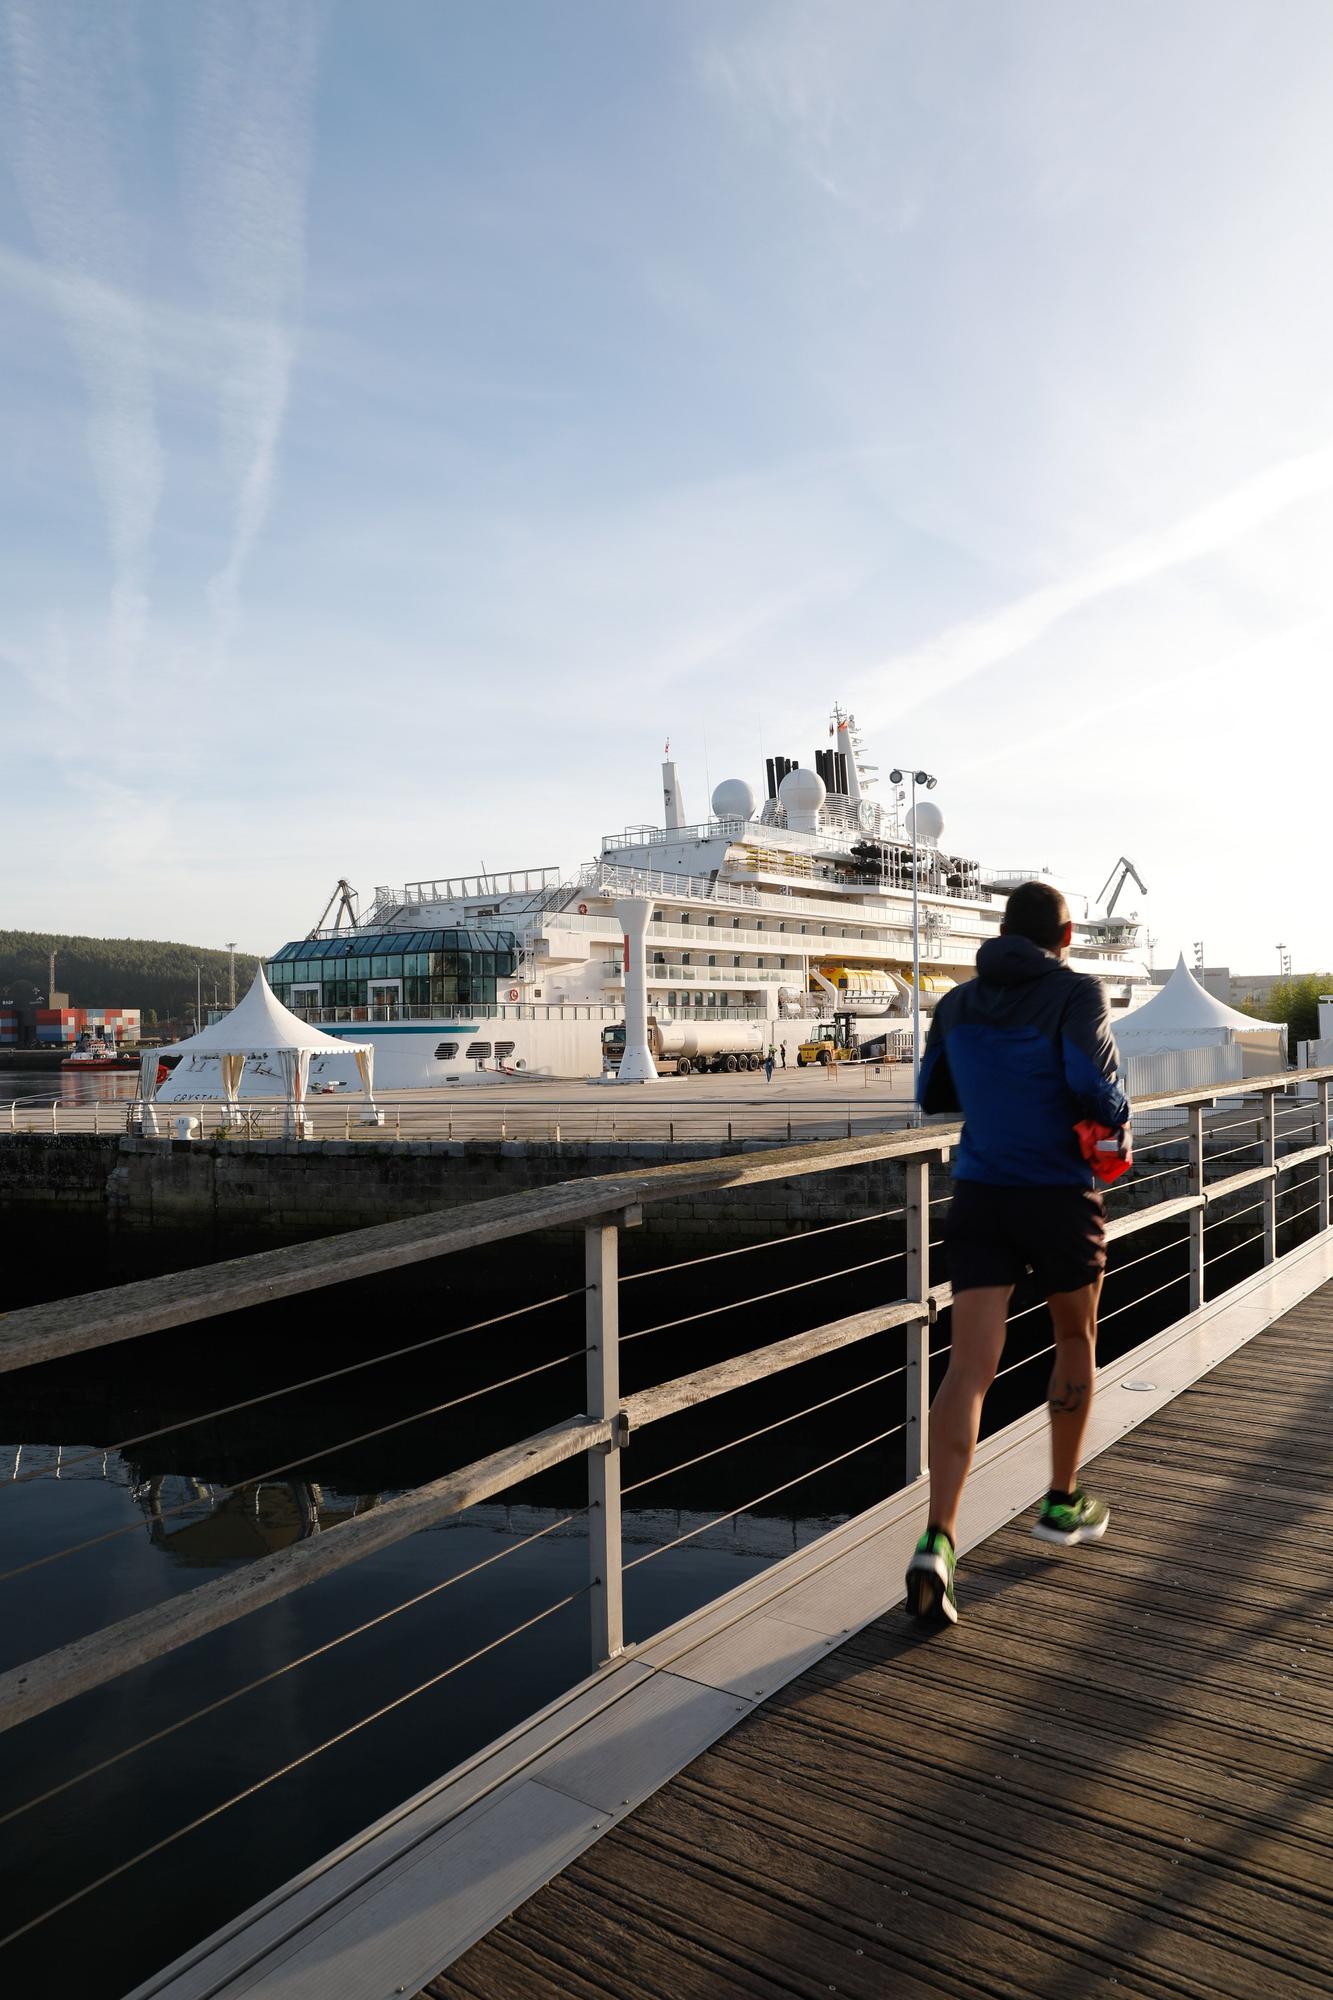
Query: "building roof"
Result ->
[[268, 929, 516, 960]]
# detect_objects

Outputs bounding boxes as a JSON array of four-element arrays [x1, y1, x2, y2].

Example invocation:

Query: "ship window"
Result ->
[[707, 955, 716, 967], [434, 1042, 459, 1059], [733, 956, 741, 968], [466, 1041, 492, 1060], [780, 957, 788, 969], [707, 915, 715, 926], [681, 952, 691, 965], [732, 917, 740, 928], [757, 958, 766, 968]]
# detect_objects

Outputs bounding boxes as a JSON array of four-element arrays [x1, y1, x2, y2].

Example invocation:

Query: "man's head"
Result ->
[[1002, 880, 1073, 957]]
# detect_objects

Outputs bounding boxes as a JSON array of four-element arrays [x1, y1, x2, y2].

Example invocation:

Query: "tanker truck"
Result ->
[[600, 1018, 765, 1076]]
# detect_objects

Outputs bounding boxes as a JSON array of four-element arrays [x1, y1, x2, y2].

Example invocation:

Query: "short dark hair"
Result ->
[[1002, 880, 1070, 951]]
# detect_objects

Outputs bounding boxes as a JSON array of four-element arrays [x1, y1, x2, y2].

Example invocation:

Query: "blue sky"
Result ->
[[2, 0, 1331, 972]]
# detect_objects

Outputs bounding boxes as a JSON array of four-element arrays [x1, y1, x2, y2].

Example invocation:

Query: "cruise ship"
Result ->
[[253, 711, 1151, 1089]]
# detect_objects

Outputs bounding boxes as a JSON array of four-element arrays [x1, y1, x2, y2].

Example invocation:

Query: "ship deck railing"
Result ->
[[1, 1064, 1331, 1993]]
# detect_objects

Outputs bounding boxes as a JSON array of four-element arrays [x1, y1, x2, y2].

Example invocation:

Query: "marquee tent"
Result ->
[[137, 968, 376, 1137], [1114, 956, 1286, 1077]]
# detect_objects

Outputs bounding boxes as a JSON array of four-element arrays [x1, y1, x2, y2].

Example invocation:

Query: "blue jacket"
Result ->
[[918, 935, 1130, 1187]]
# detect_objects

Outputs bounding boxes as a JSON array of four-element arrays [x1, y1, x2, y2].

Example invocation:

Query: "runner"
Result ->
[[905, 880, 1130, 1626]]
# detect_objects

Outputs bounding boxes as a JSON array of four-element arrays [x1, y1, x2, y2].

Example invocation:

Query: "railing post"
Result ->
[[585, 1218, 625, 1667], [1187, 1101, 1206, 1311], [1319, 1079, 1331, 1237], [903, 1155, 931, 1482], [1261, 1088, 1278, 1264]]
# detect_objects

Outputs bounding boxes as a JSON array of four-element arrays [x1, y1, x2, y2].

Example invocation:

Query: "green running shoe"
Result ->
[[905, 1528, 958, 1626], [1032, 1489, 1111, 1546]]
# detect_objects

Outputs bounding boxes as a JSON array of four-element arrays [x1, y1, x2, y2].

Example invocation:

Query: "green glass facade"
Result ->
[[267, 930, 518, 1009]]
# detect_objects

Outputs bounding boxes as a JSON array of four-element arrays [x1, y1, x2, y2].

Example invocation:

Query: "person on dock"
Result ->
[[764, 1045, 776, 1083], [905, 880, 1130, 1627]]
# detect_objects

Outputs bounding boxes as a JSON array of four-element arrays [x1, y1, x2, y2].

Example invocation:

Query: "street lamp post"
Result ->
[[226, 941, 237, 1010], [193, 964, 201, 1036], [889, 766, 938, 1108]]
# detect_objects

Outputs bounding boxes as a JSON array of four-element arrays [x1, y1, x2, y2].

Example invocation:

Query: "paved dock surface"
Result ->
[[424, 1284, 1333, 2000]]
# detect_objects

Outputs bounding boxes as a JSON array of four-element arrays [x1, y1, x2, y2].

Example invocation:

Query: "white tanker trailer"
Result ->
[[601, 1017, 765, 1076]]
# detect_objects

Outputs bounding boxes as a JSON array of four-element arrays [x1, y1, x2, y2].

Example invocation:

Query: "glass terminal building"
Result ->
[[266, 930, 519, 1017]]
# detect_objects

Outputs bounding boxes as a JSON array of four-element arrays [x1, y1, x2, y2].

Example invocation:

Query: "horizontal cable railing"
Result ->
[[0, 1064, 1331, 1970]]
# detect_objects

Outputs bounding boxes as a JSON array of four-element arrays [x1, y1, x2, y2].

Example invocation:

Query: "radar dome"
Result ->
[[907, 800, 945, 846], [777, 767, 827, 812], [711, 777, 757, 820]]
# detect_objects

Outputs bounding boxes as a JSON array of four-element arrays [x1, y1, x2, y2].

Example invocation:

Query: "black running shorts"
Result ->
[[944, 1180, 1107, 1296]]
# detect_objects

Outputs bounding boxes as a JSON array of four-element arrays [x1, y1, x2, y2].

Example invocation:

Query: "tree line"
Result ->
[[1240, 974, 1333, 1048], [0, 931, 262, 1026]]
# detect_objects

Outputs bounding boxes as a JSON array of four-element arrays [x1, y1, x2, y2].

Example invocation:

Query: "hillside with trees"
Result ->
[[0, 931, 262, 1028]]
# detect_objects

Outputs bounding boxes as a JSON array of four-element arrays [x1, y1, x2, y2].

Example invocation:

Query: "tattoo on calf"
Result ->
[[1049, 1379, 1088, 1415]]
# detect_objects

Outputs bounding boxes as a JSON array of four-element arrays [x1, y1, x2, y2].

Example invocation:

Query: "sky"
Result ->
[[2, 0, 1331, 972]]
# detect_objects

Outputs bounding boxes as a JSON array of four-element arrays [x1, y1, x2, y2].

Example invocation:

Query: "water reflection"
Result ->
[[5, 1443, 848, 1570], [0, 1066, 138, 1108]]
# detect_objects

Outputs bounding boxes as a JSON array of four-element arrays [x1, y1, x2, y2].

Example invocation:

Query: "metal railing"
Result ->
[[1, 1064, 1331, 1960]]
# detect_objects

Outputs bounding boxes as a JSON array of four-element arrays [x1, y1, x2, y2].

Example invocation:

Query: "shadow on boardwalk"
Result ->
[[429, 1288, 1333, 1999]]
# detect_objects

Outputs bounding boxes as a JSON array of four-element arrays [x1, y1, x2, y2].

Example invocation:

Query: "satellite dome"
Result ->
[[907, 800, 945, 846], [778, 767, 827, 812], [711, 777, 757, 820]]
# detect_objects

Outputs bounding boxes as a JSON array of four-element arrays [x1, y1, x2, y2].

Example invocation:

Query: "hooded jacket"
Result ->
[[918, 935, 1130, 1188]]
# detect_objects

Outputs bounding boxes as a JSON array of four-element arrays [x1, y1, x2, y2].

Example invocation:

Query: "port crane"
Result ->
[[308, 879, 359, 937], [1096, 857, 1147, 918]]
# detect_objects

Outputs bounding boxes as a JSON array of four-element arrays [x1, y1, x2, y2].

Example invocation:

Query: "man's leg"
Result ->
[[926, 1285, 1012, 1542], [1045, 1278, 1102, 1494]]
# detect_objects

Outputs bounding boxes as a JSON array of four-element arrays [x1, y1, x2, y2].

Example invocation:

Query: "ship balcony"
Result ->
[[539, 912, 976, 959]]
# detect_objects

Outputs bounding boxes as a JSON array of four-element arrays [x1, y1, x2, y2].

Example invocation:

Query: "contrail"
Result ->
[[181, 0, 320, 646], [849, 438, 1333, 731], [0, 0, 164, 670]]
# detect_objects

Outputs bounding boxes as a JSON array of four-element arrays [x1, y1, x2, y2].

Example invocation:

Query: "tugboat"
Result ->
[[62, 1031, 138, 1072]]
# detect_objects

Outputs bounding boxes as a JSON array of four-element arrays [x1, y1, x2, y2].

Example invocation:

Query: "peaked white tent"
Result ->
[[137, 969, 376, 1137], [1116, 956, 1286, 1077]]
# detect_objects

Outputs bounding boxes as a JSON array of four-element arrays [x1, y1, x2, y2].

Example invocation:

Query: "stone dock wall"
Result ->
[[0, 1132, 916, 1244], [0, 1121, 1290, 1249]]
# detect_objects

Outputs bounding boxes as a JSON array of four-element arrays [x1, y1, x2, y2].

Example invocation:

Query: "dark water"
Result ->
[[0, 1158, 1316, 1998]]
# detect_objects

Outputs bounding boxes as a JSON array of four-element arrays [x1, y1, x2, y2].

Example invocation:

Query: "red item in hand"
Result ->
[[1074, 1119, 1133, 1185]]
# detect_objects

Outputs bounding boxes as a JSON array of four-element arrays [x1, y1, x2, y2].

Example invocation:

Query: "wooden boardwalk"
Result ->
[[426, 1285, 1333, 2000]]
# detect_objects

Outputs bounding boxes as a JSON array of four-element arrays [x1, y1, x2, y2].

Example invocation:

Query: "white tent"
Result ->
[[137, 968, 376, 1137], [1116, 956, 1286, 1077]]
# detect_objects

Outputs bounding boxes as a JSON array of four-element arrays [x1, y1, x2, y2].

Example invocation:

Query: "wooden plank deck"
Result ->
[[425, 1285, 1333, 2000]]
